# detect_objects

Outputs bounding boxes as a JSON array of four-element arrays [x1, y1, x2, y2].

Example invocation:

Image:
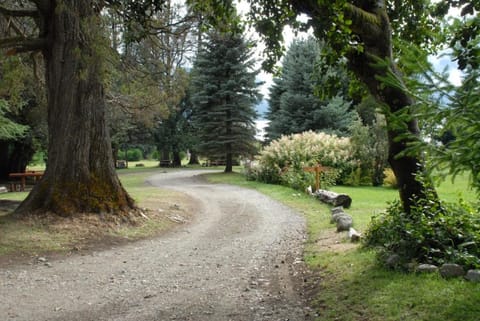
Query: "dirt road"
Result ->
[[1, 170, 310, 321]]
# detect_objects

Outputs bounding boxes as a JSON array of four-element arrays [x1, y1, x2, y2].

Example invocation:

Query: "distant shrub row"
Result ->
[[117, 148, 143, 162]]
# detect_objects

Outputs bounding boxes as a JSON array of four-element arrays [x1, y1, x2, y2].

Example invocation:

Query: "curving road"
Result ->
[[0, 170, 309, 321]]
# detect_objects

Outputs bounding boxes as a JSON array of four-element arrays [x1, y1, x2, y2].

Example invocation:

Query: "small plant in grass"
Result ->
[[364, 189, 480, 270], [247, 131, 354, 190]]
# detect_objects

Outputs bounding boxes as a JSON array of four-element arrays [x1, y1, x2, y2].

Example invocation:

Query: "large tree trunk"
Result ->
[[188, 150, 200, 165], [225, 108, 233, 173], [346, 4, 435, 213], [172, 150, 182, 167], [15, 1, 135, 216], [225, 150, 233, 173], [159, 148, 170, 164]]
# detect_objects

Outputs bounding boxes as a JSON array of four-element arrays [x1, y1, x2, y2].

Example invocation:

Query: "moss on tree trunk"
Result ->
[[345, 5, 436, 213], [15, 1, 135, 217]]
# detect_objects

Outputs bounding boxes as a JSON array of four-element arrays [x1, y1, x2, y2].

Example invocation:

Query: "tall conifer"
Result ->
[[266, 37, 356, 141], [191, 28, 260, 172]]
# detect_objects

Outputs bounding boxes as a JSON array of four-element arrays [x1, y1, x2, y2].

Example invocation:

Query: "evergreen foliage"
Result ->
[[0, 99, 27, 140], [190, 28, 260, 172], [265, 37, 356, 141], [0, 54, 46, 178]]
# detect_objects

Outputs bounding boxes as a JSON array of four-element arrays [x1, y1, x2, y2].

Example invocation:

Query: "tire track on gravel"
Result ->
[[0, 170, 310, 321]]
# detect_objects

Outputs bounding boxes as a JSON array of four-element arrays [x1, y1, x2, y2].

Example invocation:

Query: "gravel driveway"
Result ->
[[1, 170, 310, 321]]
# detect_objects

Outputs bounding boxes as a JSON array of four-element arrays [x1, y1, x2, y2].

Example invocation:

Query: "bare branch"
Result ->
[[31, 52, 45, 84], [0, 5, 38, 18], [4, 16, 28, 37], [0, 37, 47, 54], [30, 0, 51, 14]]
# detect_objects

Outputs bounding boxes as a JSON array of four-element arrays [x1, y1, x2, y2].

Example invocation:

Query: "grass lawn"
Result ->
[[205, 170, 480, 321], [0, 167, 193, 258]]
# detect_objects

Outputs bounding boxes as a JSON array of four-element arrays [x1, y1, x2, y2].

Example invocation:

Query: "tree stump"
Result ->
[[314, 189, 352, 208]]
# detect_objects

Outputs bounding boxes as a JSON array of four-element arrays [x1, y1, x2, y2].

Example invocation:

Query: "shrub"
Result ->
[[130, 149, 143, 161], [348, 116, 389, 186], [150, 150, 159, 160], [249, 131, 354, 190], [29, 151, 46, 166], [118, 148, 143, 162], [383, 168, 397, 188], [364, 196, 480, 270]]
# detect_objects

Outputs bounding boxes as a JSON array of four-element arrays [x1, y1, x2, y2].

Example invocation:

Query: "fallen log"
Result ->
[[331, 206, 344, 215], [314, 189, 352, 208]]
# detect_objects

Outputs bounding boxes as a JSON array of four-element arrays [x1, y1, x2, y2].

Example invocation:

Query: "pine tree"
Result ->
[[190, 29, 260, 173], [266, 37, 356, 141]]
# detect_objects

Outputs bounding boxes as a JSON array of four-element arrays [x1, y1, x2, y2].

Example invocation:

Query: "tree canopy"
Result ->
[[0, 99, 27, 140], [0, 0, 179, 215]]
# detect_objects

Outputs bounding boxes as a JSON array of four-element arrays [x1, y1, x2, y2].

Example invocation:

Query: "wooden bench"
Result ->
[[209, 160, 226, 166], [8, 171, 44, 192], [116, 160, 127, 169], [159, 159, 172, 167]]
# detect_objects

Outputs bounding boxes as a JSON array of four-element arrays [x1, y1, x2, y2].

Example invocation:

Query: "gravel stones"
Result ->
[[0, 170, 310, 321]]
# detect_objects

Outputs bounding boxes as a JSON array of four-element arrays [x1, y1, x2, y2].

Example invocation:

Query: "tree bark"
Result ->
[[225, 108, 233, 173], [225, 150, 233, 173], [159, 148, 170, 167], [188, 150, 200, 165], [15, 1, 135, 216], [345, 4, 434, 213], [172, 150, 181, 167]]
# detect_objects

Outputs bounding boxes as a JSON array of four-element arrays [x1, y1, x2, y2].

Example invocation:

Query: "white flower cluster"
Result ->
[[246, 131, 355, 189], [258, 130, 353, 170]]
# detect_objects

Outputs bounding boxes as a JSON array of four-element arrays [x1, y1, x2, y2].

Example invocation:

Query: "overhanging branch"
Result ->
[[0, 37, 47, 54], [344, 3, 383, 40], [0, 5, 38, 18], [30, 0, 51, 14]]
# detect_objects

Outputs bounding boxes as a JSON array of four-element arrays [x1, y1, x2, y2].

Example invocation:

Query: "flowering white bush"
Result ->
[[247, 131, 355, 190]]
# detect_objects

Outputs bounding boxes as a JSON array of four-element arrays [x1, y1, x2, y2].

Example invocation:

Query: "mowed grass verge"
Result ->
[[204, 171, 480, 321]]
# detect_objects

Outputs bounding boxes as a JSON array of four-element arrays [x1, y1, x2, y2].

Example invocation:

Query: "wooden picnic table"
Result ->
[[8, 171, 44, 191]]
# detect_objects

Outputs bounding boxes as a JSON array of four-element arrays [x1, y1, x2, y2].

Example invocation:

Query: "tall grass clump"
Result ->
[[246, 131, 354, 190]]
